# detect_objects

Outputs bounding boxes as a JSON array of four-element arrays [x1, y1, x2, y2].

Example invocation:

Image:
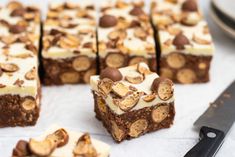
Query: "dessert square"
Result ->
[[90, 63, 175, 142], [42, 2, 97, 85], [98, 0, 157, 72], [12, 125, 110, 157], [0, 1, 41, 127], [151, 0, 214, 84]]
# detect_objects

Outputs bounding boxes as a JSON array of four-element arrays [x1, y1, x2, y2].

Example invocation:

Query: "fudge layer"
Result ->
[[0, 1, 41, 127], [42, 2, 97, 85], [90, 63, 175, 142], [98, 0, 156, 71], [151, 0, 214, 84], [12, 125, 110, 157]]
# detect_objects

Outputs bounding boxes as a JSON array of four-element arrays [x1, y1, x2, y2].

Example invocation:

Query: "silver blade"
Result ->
[[194, 80, 235, 135]]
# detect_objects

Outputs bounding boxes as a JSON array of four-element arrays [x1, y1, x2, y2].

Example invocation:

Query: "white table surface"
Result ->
[[1, 0, 235, 157]]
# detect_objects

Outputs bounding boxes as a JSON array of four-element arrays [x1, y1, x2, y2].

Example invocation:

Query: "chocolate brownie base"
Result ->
[[42, 56, 97, 85], [99, 53, 157, 72], [160, 53, 212, 84], [0, 95, 40, 127], [93, 92, 175, 142]]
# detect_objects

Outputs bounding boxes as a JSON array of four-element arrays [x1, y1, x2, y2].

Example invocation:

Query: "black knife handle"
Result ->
[[184, 126, 225, 157]]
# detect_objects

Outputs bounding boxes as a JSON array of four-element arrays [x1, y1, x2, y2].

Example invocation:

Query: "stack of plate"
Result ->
[[210, 0, 235, 39]]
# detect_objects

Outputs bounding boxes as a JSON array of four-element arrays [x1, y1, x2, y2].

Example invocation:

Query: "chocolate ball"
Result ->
[[151, 77, 173, 93], [100, 67, 123, 81], [129, 7, 144, 16], [182, 0, 198, 12], [99, 15, 118, 28], [173, 34, 190, 49]]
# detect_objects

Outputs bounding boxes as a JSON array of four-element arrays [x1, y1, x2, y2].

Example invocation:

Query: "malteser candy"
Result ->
[[129, 119, 148, 137], [21, 98, 36, 111], [112, 82, 129, 97], [72, 56, 91, 72], [46, 129, 69, 148], [111, 121, 125, 142], [182, 0, 198, 12], [73, 133, 97, 157], [25, 68, 36, 80], [0, 63, 19, 72], [83, 69, 96, 84], [114, 92, 140, 111], [193, 34, 211, 45], [129, 7, 144, 16], [99, 15, 118, 28], [125, 74, 144, 84], [29, 128, 69, 156], [166, 53, 186, 69], [105, 53, 125, 68], [177, 68, 196, 84], [142, 93, 156, 102], [173, 34, 190, 49], [98, 78, 113, 97], [9, 24, 26, 34], [100, 67, 123, 81], [60, 72, 80, 84], [12, 140, 30, 156], [29, 139, 54, 156], [151, 78, 173, 101], [97, 96, 107, 114], [129, 57, 147, 66], [152, 105, 170, 123]]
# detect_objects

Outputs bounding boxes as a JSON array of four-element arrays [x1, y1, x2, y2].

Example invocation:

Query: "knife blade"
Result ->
[[184, 80, 235, 157]]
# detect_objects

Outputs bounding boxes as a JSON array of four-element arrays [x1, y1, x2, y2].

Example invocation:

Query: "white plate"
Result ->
[[212, 0, 235, 22], [210, 4, 235, 39]]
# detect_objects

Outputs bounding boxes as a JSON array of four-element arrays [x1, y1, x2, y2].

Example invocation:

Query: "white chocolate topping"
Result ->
[[42, 2, 97, 59]]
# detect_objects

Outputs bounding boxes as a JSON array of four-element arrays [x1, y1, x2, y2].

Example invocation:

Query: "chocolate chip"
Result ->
[[83, 42, 93, 48], [129, 20, 141, 28], [49, 29, 65, 36], [100, 67, 123, 82], [51, 34, 61, 45], [25, 44, 37, 53], [129, 7, 144, 16], [182, 0, 198, 12], [173, 34, 190, 49], [99, 15, 118, 28], [10, 8, 25, 17], [9, 25, 26, 34], [26, 6, 38, 12]]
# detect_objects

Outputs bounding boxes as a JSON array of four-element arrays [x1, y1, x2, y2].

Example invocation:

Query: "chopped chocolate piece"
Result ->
[[10, 8, 25, 17]]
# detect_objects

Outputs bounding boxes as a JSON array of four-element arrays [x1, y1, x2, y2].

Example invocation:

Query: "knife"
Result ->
[[185, 80, 235, 157]]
